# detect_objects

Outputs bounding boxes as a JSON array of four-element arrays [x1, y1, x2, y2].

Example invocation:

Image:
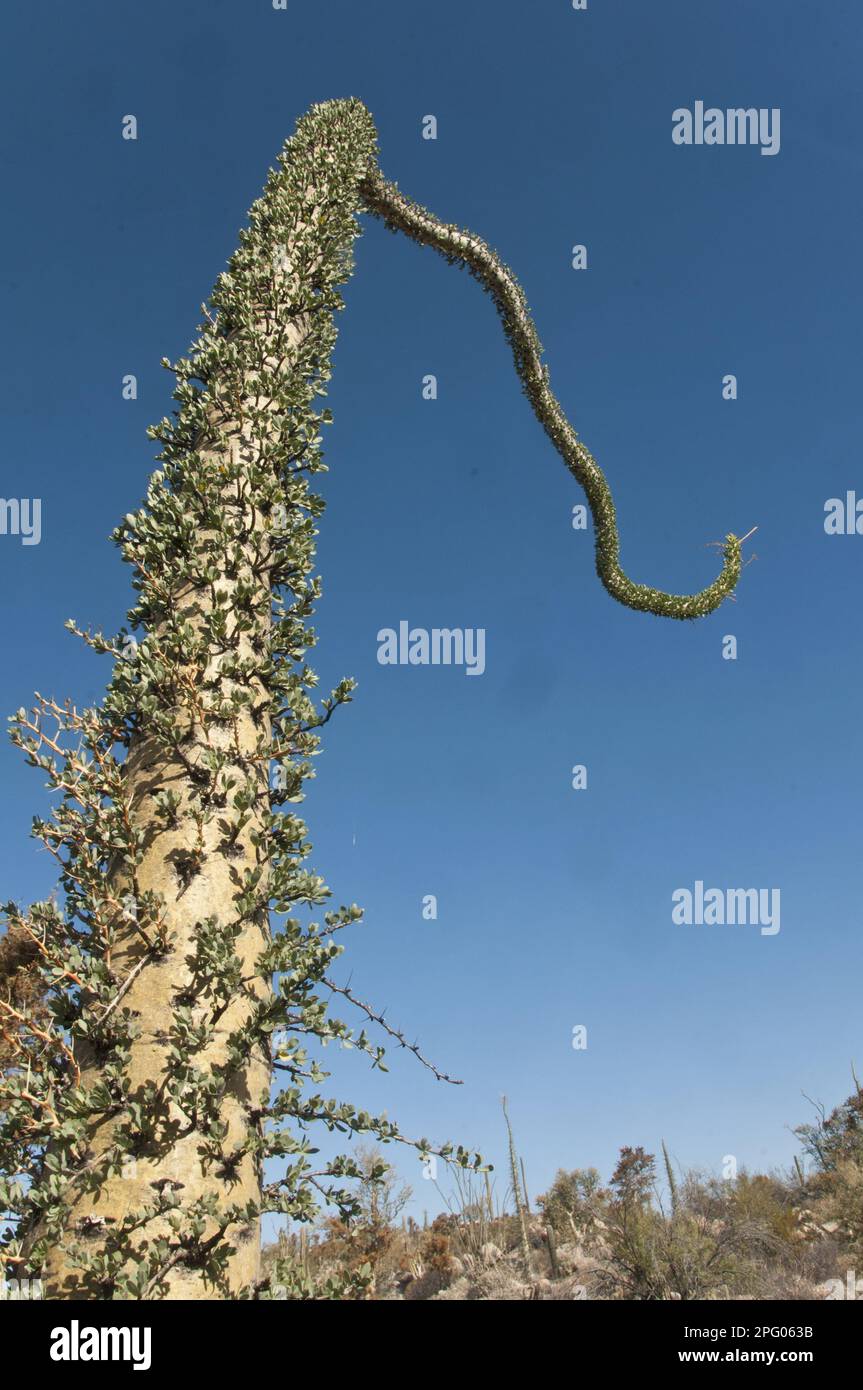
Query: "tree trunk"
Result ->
[[42, 495, 275, 1299], [33, 100, 377, 1299]]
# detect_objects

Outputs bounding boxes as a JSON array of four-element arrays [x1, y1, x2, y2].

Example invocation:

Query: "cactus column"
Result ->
[[11, 100, 377, 1299]]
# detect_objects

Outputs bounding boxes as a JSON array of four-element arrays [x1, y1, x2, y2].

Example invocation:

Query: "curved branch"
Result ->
[[360, 165, 745, 620]]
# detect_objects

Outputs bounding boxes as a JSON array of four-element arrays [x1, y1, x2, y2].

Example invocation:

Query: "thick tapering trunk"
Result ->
[[43, 488, 271, 1297], [41, 324, 316, 1305], [19, 97, 378, 1300]]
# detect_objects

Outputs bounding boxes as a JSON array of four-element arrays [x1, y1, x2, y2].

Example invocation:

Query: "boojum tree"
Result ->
[[0, 99, 747, 1301]]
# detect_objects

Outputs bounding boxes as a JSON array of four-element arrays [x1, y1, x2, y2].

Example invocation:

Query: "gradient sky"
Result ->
[[1, 0, 861, 1227]]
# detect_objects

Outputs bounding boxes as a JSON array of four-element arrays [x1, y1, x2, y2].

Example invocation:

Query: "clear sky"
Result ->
[[1, 0, 861, 1225]]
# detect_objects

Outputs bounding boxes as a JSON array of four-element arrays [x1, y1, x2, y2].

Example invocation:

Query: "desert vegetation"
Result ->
[[260, 1084, 863, 1300]]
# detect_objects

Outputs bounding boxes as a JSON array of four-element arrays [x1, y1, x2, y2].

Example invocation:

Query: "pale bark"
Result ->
[[41, 322, 315, 1302]]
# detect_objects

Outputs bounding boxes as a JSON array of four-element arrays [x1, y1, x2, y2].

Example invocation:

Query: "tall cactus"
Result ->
[[0, 96, 743, 1300], [502, 1097, 531, 1277]]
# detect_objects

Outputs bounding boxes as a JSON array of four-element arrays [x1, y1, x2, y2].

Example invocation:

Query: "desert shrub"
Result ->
[[793, 1083, 863, 1264], [598, 1200, 771, 1301], [809, 1159, 863, 1258], [421, 1230, 454, 1273], [299, 1145, 413, 1294], [399, 1228, 457, 1300], [596, 1148, 793, 1300], [796, 1086, 863, 1173], [538, 1167, 605, 1241], [727, 1173, 798, 1245]]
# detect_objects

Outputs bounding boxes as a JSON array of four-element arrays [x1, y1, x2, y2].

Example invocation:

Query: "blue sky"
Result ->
[[1, 0, 862, 1224]]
